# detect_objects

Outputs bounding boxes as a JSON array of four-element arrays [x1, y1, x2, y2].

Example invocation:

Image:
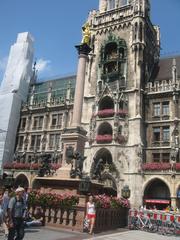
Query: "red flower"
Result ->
[[116, 109, 128, 117], [97, 109, 115, 118], [142, 162, 171, 171], [175, 163, 180, 171], [96, 134, 112, 143], [94, 194, 130, 209]]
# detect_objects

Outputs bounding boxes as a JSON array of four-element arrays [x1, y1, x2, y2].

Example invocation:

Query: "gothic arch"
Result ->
[[97, 122, 113, 136], [142, 176, 171, 195], [94, 148, 113, 164], [91, 148, 119, 196], [175, 183, 180, 198], [143, 177, 171, 209], [98, 96, 114, 111], [14, 173, 29, 188]]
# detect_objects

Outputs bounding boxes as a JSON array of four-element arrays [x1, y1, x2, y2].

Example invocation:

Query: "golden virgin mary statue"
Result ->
[[81, 22, 91, 46]]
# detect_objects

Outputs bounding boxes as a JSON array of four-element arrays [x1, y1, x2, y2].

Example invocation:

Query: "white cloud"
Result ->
[[36, 58, 51, 73], [0, 56, 8, 71]]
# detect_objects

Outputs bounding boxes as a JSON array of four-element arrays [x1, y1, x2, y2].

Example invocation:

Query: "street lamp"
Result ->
[[79, 176, 91, 194], [121, 185, 131, 199]]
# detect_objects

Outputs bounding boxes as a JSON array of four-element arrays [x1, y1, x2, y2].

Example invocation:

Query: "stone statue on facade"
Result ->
[[91, 158, 104, 180], [13, 151, 26, 162], [170, 147, 179, 171], [65, 146, 86, 178], [71, 151, 86, 178], [38, 153, 53, 177]]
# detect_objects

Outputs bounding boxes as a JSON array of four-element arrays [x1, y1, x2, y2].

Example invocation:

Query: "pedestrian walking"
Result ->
[[0, 192, 9, 240], [7, 187, 26, 240], [86, 196, 96, 235]]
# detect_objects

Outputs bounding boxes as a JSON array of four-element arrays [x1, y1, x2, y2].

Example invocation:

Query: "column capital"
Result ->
[[75, 43, 92, 55]]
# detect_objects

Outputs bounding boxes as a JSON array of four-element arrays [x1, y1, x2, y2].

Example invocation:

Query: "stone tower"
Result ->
[[0, 32, 34, 175], [81, 0, 160, 206]]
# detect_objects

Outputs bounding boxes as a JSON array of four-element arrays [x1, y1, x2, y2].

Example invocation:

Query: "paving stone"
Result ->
[[1, 228, 179, 240]]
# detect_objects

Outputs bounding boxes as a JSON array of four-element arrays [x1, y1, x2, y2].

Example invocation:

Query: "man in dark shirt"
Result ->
[[7, 187, 26, 240]]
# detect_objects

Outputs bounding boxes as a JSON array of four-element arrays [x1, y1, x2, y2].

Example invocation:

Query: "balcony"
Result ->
[[142, 162, 180, 172], [117, 109, 128, 118], [152, 141, 170, 147], [50, 125, 62, 129], [97, 109, 115, 118], [101, 71, 120, 81], [142, 162, 171, 171], [32, 126, 43, 131], [96, 134, 112, 144], [32, 101, 47, 109]]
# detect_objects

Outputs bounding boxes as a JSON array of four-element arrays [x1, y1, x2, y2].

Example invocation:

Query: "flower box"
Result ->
[[97, 109, 115, 118], [96, 134, 112, 143], [117, 109, 128, 117], [28, 191, 79, 209], [94, 194, 130, 209], [142, 162, 171, 171], [3, 162, 61, 171], [176, 163, 180, 171]]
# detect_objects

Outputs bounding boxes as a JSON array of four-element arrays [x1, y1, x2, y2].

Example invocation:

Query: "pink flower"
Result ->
[[97, 109, 115, 118], [116, 109, 128, 117], [96, 135, 112, 143], [142, 162, 171, 171]]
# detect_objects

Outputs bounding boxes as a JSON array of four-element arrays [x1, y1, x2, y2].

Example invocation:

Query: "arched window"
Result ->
[[139, 22, 143, 42], [100, 37, 127, 86], [105, 42, 118, 60], [98, 122, 113, 136], [134, 22, 138, 41], [99, 96, 114, 111], [96, 122, 113, 143]]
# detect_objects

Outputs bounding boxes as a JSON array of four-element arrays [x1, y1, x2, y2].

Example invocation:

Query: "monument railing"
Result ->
[[94, 207, 128, 233], [30, 205, 128, 232]]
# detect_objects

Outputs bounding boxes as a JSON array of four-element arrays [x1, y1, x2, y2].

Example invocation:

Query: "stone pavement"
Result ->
[[0, 227, 179, 240], [85, 230, 179, 240]]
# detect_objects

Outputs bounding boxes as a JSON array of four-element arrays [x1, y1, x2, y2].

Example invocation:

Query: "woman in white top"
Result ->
[[86, 196, 96, 234]]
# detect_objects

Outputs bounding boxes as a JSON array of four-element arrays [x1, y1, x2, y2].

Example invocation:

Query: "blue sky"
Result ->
[[0, 0, 180, 81]]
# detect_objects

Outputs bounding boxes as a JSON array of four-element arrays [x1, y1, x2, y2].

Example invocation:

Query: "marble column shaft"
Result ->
[[72, 53, 88, 127]]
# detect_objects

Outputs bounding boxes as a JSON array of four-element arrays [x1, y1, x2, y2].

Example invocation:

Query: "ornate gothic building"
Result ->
[[1, 0, 180, 208]]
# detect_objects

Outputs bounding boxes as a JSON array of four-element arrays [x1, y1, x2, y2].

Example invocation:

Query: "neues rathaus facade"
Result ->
[[1, 0, 180, 208]]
